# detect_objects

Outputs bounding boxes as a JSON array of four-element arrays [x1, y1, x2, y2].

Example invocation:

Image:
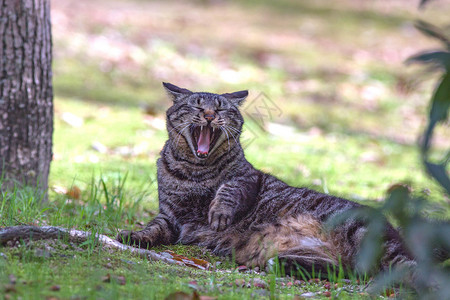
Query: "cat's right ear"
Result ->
[[221, 90, 248, 106], [162, 82, 193, 102]]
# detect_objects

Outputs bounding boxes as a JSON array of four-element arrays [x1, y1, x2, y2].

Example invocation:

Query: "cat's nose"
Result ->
[[204, 110, 216, 122]]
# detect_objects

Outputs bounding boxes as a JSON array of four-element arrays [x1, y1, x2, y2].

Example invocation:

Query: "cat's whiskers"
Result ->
[[167, 121, 192, 136], [224, 125, 241, 135], [174, 123, 193, 149], [219, 126, 231, 152], [222, 125, 240, 147]]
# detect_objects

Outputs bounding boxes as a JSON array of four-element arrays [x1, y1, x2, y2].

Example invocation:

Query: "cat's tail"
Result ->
[[396, 219, 450, 263], [425, 219, 450, 263], [379, 225, 416, 271]]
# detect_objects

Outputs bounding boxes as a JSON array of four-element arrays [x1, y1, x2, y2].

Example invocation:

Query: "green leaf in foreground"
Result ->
[[414, 20, 450, 49], [406, 50, 450, 71]]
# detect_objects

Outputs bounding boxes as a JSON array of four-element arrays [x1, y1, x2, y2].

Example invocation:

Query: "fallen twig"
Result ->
[[0, 226, 184, 266]]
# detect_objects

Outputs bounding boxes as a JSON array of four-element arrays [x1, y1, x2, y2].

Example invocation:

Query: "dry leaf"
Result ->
[[66, 186, 81, 200], [101, 274, 111, 283], [116, 276, 126, 285], [50, 285, 61, 291], [8, 274, 16, 285], [199, 296, 217, 300], [162, 251, 211, 270], [235, 279, 245, 287], [4, 284, 16, 293], [165, 291, 199, 300], [252, 278, 268, 289]]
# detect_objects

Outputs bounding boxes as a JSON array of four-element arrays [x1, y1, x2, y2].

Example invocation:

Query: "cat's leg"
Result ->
[[117, 214, 179, 249], [208, 190, 235, 231], [209, 174, 259, 231]]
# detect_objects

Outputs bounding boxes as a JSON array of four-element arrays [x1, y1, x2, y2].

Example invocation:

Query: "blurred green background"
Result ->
[[50, 0, 450, 214]]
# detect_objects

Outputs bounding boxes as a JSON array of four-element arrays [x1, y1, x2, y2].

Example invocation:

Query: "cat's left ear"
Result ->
[[221, 90, 248, 106], [162, 82, 193, 102]]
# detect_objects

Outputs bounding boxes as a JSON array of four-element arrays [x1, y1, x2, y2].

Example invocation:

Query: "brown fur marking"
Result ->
[[237, 215, 339, 267]]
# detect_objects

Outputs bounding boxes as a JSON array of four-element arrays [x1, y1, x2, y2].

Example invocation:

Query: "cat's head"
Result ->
[[163, 82, 248, 160]]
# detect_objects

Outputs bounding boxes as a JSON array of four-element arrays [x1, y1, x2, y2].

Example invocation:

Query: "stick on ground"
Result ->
[[0, 226, 184, 266]]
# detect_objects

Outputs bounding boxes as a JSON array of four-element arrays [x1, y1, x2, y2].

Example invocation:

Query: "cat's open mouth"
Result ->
[[191, 124, 221, 158]]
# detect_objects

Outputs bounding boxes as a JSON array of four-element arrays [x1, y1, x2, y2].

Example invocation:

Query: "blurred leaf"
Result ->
[[418, 0, 435, 9], [429, 72, 450, 126], [383, 185, 411, 224], [432, 271, 450, 300], [430, 223, 450, 262], [405, 222, 435, 263], [356, 219, 385, 273], [324, 209, 356, 229], [325, 206, 376, 230], [424, 162, 450, 194], [406, 51, 450, 71], [439, 223, 450, 249], [367, 266, 408, 294], [414, 20, 450, 49], [421, 72, 450, 194]]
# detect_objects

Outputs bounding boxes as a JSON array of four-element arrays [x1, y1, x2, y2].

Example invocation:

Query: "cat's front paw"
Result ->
[[116, 230, 152, 249], [208, 202, 234, 231]]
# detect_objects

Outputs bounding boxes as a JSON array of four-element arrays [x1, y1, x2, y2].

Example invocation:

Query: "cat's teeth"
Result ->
[[201, 126, 203, 131], [212, 128, 215, 132]]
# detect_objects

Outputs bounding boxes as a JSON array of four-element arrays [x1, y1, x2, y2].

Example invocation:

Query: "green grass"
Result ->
[[1, 177, 377, 299], [0, 244, 372, 299], [1, 0, 450, 298]]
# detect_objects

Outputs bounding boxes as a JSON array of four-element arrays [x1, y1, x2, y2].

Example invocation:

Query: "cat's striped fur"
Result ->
[[117, 82, 414, 275]]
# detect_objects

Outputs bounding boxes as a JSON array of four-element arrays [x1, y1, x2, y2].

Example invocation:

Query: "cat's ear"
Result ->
[[162, 82, 193, 102], [221, 90, 248, 106]]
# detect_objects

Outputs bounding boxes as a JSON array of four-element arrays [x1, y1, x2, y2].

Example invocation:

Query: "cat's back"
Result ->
[[252, 172, 361, 222]]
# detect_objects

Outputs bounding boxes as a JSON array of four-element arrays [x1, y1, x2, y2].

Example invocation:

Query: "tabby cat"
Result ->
[[117, 82, 413, 275]]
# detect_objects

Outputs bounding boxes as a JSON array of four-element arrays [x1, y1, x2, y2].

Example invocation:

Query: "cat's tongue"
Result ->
[[197, 126, 211, 155]]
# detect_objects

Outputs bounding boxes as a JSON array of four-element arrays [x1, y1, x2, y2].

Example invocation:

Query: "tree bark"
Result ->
[[0, 0, 53, 196]]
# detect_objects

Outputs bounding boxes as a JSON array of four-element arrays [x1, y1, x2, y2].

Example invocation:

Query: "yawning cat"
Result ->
[[117, 82, 413, 275]]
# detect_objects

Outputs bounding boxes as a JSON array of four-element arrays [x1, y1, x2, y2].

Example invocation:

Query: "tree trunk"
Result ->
[[0, 0, 53, 197]]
